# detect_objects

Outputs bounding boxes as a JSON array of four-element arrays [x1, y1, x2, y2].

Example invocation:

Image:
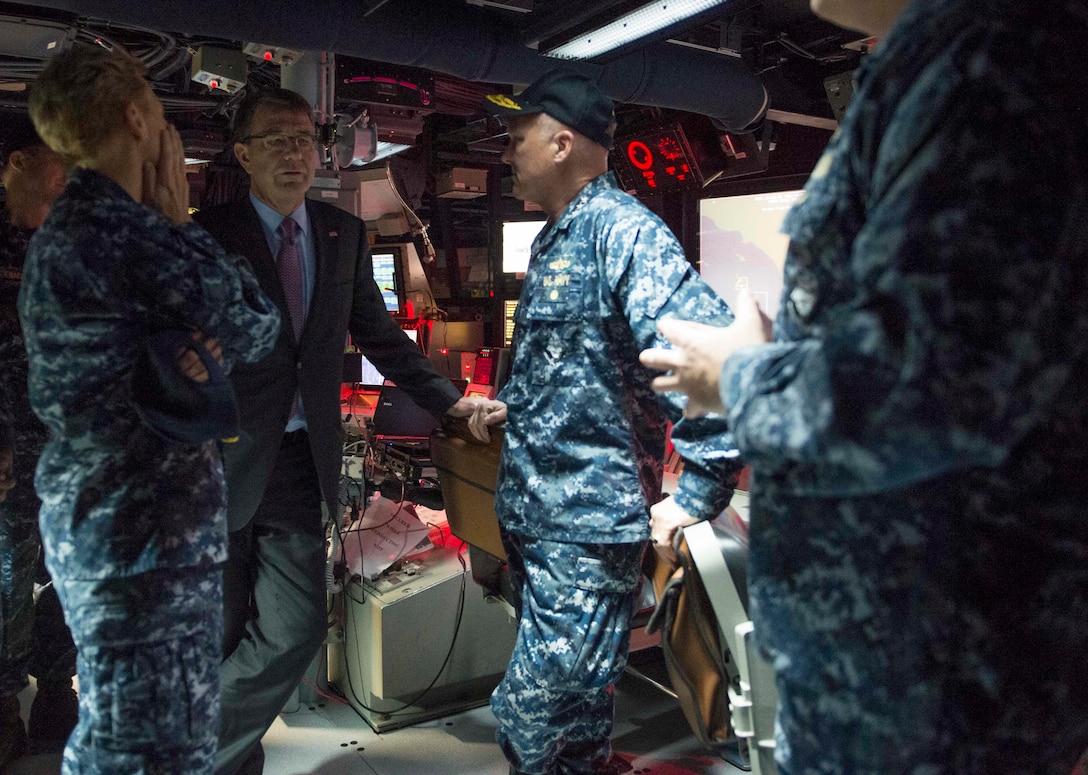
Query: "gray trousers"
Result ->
[[215, 430, 326, 775]]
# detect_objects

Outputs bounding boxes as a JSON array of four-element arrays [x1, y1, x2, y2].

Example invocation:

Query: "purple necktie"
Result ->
[[277, 217, 304, 342]]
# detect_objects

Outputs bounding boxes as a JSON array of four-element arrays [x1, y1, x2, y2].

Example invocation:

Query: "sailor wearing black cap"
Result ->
[[471, 71, 743, 775]]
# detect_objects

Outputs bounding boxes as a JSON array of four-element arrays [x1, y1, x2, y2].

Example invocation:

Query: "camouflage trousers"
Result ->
[[492, 532, 643, 775], [0, 458, 76, 697], [54, 566, 223, 775]]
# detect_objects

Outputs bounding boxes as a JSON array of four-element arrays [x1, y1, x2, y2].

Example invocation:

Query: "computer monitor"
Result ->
[[502, 220, 547, 275], [343, 329, 418, 389], [698, 189, 805, 320], [370, 247, 404, 314]]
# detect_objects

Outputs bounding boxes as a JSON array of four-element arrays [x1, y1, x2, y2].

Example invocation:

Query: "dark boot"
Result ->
[[26, 677, 77, 755], [0, 694, 27, 771]]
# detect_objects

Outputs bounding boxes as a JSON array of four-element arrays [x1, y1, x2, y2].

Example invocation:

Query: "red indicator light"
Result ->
[[209, 79, 219, 90], [627, 140, 653, 171], [263, 51, 273, 61]]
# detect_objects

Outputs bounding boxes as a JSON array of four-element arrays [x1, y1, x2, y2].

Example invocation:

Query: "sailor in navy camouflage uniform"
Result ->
[[19, 46, 280, 774], [477, 71, 744, 775], [0, 116, 78, 764], [642, 1, 1088, 773]]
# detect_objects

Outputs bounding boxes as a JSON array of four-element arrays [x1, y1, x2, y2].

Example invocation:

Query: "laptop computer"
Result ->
[[370, 381, 440, 460]]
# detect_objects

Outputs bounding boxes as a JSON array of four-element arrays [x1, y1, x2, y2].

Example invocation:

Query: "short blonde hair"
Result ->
[[28, 45, 149, 166]]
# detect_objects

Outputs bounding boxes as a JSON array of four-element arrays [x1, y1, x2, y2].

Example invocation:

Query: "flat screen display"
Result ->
[[698, 189, 805, 320], [354, 329, 418, 387], [371, 251, 400, 313], [502, 220, 547, 275]]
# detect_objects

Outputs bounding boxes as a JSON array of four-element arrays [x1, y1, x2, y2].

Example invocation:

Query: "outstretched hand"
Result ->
[[640, 290, 772, 418], [448, 396, 507, 443], [142, 124, 191, 225]]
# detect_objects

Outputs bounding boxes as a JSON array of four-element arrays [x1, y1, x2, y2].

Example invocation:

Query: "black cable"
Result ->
[[389, 543, 467, 715], [340, 495, 406, 534], [337, 542, 469, 716]]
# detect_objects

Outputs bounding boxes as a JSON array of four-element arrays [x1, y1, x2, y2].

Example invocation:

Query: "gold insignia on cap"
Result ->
[[486, 94, 523, 110]]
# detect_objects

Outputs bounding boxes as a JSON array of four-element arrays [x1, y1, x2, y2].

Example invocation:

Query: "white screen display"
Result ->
[[698, 190, 805, 320], [356, 329, 418, 386], [502, 220, 547, 275]]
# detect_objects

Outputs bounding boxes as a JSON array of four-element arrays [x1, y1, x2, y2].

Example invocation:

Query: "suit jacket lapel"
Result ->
[[233, 199, 296, 348]]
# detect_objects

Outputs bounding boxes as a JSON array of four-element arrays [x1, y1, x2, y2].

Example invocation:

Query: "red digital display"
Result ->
[[613, 124, 702, 193], [472, 347, 498, 385]]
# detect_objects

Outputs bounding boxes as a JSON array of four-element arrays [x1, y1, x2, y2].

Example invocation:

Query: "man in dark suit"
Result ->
[[196, 88, 483, 775]]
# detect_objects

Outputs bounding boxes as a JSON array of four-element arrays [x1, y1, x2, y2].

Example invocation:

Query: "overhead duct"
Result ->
[[23, 0, 767, 131]]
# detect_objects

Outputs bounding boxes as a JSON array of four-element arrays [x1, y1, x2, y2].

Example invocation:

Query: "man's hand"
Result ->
[[649, 496, 700, 564], [447, 396, 507, 443], [0, 448, 15, 504], [176, 331, 223, 383], [142, 124, 191, 225], [639, 290, 772, 418]]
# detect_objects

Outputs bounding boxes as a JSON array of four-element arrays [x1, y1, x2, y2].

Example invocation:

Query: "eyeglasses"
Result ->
[[242, 133, 318, 152]]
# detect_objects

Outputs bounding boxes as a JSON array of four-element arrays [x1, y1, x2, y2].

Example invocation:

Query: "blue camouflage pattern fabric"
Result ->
[[0, 208, 74, 697], [718, 1, 1088, 773], [496, 172, 741, 542], [492, 535, 643, 775], [0, 209, 43, 697], [19, 167, 280, 581], [55, 567, 222, 775], [494, 172, 742, 774], [0, 210, 43, 540], [18, 167, 281, 774]]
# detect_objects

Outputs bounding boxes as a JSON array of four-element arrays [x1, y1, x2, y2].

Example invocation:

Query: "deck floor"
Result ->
[[12, 649, 747, 775]]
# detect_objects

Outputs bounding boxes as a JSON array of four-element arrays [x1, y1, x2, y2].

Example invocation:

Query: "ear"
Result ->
[[233, 142, 253, 174], [7, 149, 27, 172], [123, 99, 148, 142], [552, 128, 575, 163]]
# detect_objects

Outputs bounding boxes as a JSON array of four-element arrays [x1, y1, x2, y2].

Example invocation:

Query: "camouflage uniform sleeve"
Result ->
[[606, 215, 743, 520], [130, 220, 281, 368], [720, 56, 1087, 497], [0, 318, 17, 449]]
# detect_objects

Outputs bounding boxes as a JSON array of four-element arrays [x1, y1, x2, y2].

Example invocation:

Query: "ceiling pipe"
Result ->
[[21, 0, 767, 131]]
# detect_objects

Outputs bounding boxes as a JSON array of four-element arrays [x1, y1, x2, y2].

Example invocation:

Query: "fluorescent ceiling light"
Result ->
[[544, 0, 731, 61], [343, 140, 412, 168], [372, 141, 412, 163]]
